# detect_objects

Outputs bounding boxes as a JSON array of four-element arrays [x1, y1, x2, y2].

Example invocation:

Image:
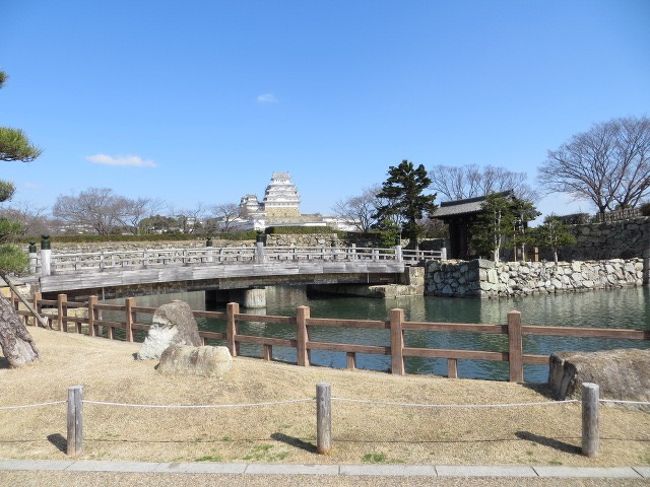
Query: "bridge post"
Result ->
[[350, 243, 356, 261], [440, 247, 447, 261], [206, 238, 214, 263], [40, 235, 51, 276], [28, 242, 38, 274], [394, 245, 403, 262], [255, 241, 266, 264]]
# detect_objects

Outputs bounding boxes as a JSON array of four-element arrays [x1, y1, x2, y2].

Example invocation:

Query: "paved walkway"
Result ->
[[0, 459, 648, 479]]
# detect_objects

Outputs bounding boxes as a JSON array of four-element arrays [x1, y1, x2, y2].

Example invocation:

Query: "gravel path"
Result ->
[[1, 472, 647, 487]]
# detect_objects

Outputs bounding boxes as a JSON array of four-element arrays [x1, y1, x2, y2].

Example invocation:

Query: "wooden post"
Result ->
[[262, 344, 272, 361], [643, 246, 650, 287], [57, 294, 67, 332], [316, 382, 332, 454], [125, 297, 135, 342], [390, 308, 405, 375], [33, 291, 42, 327], [296, 306, 310, 367], [447, 358, 458, 379], [226, 302, 239, 357], [507, 310, 524, 383], [346, 352, 356, 370], [582, 382, 599, 457], [88, 295, 97, 337], [66, 385, 83, 456]]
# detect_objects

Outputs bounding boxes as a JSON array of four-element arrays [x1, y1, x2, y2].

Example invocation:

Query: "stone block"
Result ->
[[158, 345, 233, 378]]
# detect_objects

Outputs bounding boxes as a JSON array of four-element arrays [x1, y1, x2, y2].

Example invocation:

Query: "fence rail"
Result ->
[[12, 291, 649, 383], [30, 244, 445, 276]]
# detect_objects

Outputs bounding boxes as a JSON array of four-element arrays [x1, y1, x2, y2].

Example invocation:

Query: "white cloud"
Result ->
[[256, 93, 278, 104], [86, 154, 157, 168]]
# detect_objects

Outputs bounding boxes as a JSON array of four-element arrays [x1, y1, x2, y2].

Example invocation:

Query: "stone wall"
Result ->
[[426, 258, 645, 298], [560, 216, 650, 260]]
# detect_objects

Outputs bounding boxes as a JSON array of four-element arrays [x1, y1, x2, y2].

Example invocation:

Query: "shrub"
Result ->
[[640, 202, 650, 217]]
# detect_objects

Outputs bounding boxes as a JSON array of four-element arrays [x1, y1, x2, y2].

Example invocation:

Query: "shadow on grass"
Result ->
[[0, 357, 9, 369], [47, 433, 67, 454], [515, 431, 581, 454], [270, 432, 317, 453]]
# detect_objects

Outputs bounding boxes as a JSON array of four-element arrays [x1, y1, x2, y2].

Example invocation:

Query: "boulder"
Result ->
[[136, 300, 203, 360], [548, 349, 650, 405], [158, 345, 232, 377]]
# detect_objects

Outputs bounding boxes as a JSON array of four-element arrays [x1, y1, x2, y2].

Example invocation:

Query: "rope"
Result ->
[[82, 398, 314, 409], [332, 397, 579, 409], [600, 399, 650, 406], [0, 400, 66, 410]]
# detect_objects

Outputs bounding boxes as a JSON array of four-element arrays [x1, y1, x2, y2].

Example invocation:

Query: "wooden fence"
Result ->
[[12, 291, 650, 383]]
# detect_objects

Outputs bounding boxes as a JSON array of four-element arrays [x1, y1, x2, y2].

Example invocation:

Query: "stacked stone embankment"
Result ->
[[426, 258, 644, 298]]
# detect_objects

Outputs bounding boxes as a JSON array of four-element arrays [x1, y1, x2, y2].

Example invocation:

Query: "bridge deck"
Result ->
[[39, 261, 406, 294]]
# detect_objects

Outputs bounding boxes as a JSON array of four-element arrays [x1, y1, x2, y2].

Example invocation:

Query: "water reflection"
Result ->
[[112, 286, 650, 383]]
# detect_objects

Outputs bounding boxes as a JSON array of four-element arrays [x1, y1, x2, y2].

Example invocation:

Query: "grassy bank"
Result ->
[[0, 327, 648, 466]]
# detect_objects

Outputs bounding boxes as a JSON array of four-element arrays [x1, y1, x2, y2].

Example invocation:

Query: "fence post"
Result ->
[[88, 295, 97, 337], [28, 241, 38, 274], [643, 246, 650, 287], [582, 382, 599, 457], [350, 243, 356, 261], [40, 235, 51, 276], [32, 291, 42, 327], [507, 310, 523, 382], [66, 385, 84, 456], [57, 294, 67, 332], [316, 382, 332, 454], [226, 302, 239, 357], [440, 247, 447, 261], [390, 308, 405, 375], [125, 297, 135, 342], [296, 306, 310, 366]]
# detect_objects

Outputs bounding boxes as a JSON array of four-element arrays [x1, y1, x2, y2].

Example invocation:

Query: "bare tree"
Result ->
[[211, 203, 241, 232], [333, 185, 381, 232], [172, 203, 208, 234], [429, 164, 538, 202], [53, 188, 161, 235], [119, 197, 163, 235], [539, 117, 650, 213], [0, 203, 52, 236]]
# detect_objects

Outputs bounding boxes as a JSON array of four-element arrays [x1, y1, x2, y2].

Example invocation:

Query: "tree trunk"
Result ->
[[0, 294, 39, 367]]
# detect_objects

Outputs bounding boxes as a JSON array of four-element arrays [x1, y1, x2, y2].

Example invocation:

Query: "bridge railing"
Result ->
[[13, 291, 649, 384], [35, 244, 445, 276]]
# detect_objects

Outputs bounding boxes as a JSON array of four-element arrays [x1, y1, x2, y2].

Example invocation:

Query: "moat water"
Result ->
[[114, 286, 650, 383]]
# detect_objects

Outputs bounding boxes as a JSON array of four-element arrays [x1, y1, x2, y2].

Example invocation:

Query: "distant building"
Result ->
[[235, 172, 358, 231]]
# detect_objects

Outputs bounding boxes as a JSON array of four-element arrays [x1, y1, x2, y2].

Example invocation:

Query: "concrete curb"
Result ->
[[0, 460, 646, 478]]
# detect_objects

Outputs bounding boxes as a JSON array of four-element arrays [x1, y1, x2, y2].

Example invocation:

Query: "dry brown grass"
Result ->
[[0, 327, 648, 466]]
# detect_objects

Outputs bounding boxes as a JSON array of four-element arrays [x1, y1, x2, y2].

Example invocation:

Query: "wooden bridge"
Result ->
[[28, 244, 445, 300]]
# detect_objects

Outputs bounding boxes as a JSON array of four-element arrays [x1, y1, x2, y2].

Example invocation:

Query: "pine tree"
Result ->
[[0, 71, 41, 367], [534, 215, 576, 264], [374, 160, 437, 247]]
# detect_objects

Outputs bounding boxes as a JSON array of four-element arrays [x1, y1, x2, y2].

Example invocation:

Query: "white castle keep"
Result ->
[[236, 173, 357, 231]]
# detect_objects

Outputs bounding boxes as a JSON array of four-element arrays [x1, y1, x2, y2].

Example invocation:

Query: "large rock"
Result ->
[[548, 349, 650, 404], [136, 300, 202, 360], [158, 345, 232, 377]]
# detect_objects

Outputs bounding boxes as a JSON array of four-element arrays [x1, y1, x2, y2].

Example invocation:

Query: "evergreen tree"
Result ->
[[533, 215, 576, 264], [0, 71, 41, 367], [374, 160, 437, 247], [470, 193, 539, 262]]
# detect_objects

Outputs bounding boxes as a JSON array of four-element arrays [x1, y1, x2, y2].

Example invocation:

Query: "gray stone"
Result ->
[[340, 465, 437, 476], [571, 262, 582, 272], [533, 466, 641, 478], [137, 300, 203, 360], [158, 344, 232, 377], [437, 465, 535, 477], [548, 349, 650, 403], [487, 269, 498, 284]]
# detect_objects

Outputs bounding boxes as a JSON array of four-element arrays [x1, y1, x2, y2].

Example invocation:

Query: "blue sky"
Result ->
[[1, 0, 649, 218]]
